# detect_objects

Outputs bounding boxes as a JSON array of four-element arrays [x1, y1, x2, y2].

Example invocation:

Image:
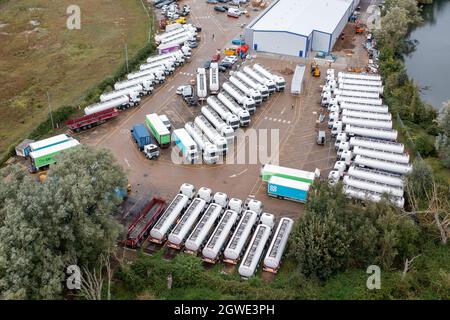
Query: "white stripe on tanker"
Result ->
[[223, 210, 259, 263], [202, 209, 239, 263], [149, 194, 190, 242], [184, 203, 223, 253], [238, 214, 274, 278], [263, 217, 294, 273], [354, 155, 412, 175], [343, 175, 404, 197], [167, 198, 207, 248], [350, 136, 404, 153], [347, 166, 404, 188], [344, 185, 405, 208]]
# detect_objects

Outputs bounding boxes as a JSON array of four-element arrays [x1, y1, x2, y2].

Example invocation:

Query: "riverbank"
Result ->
[[0, 0, 151, 164]]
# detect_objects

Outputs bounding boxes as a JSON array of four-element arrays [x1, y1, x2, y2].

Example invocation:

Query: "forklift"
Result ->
[[310, 61, 321, 77]]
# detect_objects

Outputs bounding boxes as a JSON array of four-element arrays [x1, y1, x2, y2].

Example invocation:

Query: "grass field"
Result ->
[[0, 0, 150, 158]]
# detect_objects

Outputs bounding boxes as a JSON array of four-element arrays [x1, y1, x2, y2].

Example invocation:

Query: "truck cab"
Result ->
[[316, 131, 326, 145], [143, 144, 160, 160]]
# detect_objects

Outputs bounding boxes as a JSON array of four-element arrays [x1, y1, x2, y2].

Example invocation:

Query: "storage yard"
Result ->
[[12, 0, 405, 278]]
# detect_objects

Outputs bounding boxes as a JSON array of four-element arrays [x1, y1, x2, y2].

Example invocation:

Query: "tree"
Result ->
[[435, 101, 450, 168], [289, 211, 351, 280], [0, 146, 126, 299]]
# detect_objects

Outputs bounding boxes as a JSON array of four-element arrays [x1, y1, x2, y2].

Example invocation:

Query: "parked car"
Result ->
[[219, 61, 232, 69], [223, 55, 238, 64], [218, 65, 227, 72], [203, 59, 212, 69], [206, 0, 218, 4], [187, 41, 198, 48], [214, 5, 226, 12]]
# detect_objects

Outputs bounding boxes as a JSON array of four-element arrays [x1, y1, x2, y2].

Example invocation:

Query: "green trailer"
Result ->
[[30, 139, 80, 171], [261, 164, 319, 184], [145, 113, 171, 148]]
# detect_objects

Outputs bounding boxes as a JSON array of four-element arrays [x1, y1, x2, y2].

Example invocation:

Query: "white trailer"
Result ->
[[350, 137, 405, 154], [147, 53, 183, 67], [344, 185, 405, 208], [238, 213, 275, 279], [218, 90, 255, 117], [209, 62, 220, 94], [140, 61, 175, 74], [185, 122, 219, 164], [354, 155, 413, 175], [334, 89, 380, 100], [347, 165, 404, 188], [337, 96, 383, 106], [197, 68, 207, 101], [342, 109, 392, 121], [206, 96, 240, 130], [172, 128, 199, 164], [201, 106, 235, 144], [337, 83, 383, 94], [223, 210, 260, 265], [338, 78, 383, 88], [84, 96, 130, 115], [218, 89, 251, 127], [127, 67, 166, 82], [235, 71, 269, 100], [222, 83, 256, 114], [229, 76, 262, 106], [202, 209, 240, 264], [100, 86, 141, 105], [114, 76, 154, 95], [343, 175, 404, 197], [341, 124, 398, 141], [263, 217, 294, 273], [160, 31, 195, 45], [243, 66, 276, 93], [155, 25, 195, 42], [184, 202, 224, 254], [338, 72, 382, 81], [340, 102, 389, 113], [342, 116, 392, 129], [253, 63, 286, 91], [167, 197, 208, 250], [195, 115, 228, 155], [149, 192, 193, 243], [352, 146, 409, 164]]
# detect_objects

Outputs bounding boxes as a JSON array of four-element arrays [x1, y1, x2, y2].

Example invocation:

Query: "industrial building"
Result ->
[[244, 0, 360, 58]]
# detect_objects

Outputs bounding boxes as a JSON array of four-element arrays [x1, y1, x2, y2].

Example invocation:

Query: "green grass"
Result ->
[[0, 0, 151, 162]]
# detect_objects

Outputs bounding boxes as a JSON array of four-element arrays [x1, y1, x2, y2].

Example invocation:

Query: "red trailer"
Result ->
[[125, 197, 166, 248], [66, 108, 119, 132]]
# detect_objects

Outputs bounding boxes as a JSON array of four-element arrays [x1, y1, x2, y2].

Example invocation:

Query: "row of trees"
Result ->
[[0, 146, 127, 299]]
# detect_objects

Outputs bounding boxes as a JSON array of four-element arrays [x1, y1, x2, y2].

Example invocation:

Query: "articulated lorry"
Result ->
[[207, 96, 240, 130], [66, 108, 120, 132], [229, 75, 262, 106], [114, 77, 154, 95], [331, 122, 398, 141], [218, 90, 251, 127], [201, 106, 235, 144], [29, 139, 80, 172], [84, 96, 131, 115], [131, 124, 160, 159], [197, 68, 208, 101], [261, 164, 319, 184], [344, 185, 405, 208], [263, 217, 294, 274], [195, 115, 228, 155], [100, 86, 141, 104], [267, 176, 310, 203], [146, 113, 171, 148], [222, 82, 256, 114], [209, 62, 220, 94], [172, 128, 199, 164], [148, 183, 196, 244], [235, 71, 269, 100], [253, 63, 286, 91], [243, 66, 276, 94], [184, 122, 219, 164]]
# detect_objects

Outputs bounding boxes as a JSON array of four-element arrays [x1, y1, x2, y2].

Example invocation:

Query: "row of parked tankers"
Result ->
[[80, 24, 199, 118], [323, 69, 412, 208], [125, 183, 293, 279], [173, 62, 286, 164]]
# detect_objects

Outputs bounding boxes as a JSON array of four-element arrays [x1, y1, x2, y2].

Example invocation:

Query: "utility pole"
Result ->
[[125, 43, 129, 73], [47, 91, 54, 130]]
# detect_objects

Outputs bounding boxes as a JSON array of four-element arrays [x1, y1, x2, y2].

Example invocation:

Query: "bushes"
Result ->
[[414, 133, 435, 156]]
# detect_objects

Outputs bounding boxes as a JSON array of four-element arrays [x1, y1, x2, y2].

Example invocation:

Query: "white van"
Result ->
[[227, 8, 241, 18]]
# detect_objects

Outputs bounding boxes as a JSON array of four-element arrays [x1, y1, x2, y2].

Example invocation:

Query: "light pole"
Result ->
[[47, 91, 54, 130]]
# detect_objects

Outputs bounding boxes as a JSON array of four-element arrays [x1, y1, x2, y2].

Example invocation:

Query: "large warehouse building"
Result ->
[[244, 0, 360, 58]]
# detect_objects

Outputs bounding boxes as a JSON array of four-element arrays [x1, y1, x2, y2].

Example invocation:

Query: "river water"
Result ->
[[404, 0, 450, 110]]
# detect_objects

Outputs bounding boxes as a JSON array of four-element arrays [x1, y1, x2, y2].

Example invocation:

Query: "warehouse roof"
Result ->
[[249, 0, 354, 36]]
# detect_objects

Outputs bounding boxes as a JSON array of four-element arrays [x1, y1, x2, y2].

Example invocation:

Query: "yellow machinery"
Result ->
[[175, 17, 186, 24], [311, 61, 321, 77]]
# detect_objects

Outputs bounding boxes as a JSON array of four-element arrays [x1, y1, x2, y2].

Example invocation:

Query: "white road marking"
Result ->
[[168, 86, 174, 92], [229, 168, 248, 178], [124, 158, 131, 167], [280, 107, 286, 115], [248, 194, 255, 198]]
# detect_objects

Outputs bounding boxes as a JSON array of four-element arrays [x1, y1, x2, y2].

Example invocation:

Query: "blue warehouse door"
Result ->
[[253, 44, 258, 51], [299, 50, 303, 57]]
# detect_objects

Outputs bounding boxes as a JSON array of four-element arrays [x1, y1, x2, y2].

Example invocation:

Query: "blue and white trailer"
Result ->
[[171, 128, 199, 164], [267, 176, 310, 203]]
